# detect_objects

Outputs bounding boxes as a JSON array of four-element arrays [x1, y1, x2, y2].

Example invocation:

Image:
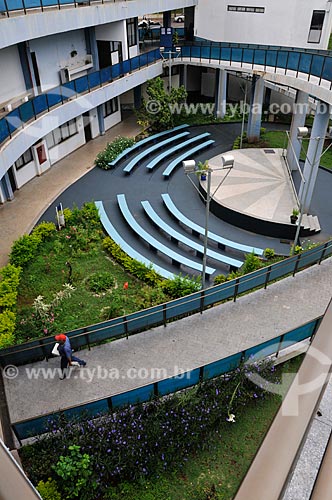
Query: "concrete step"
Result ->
[[301, 213, 321, 235]]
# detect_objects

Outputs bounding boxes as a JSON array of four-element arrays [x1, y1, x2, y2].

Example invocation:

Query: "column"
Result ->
[[84, 27, 100, 72], [215, 69, 227, 119], [0, 173, 14, 201], [97, 105, 105, 136], [180, 65, 188, 90], [300, 101, 330, 212], [247, 75, 265, 143], [134, 85, 142, 110], [163, 11, 172, 28], [286, 90, 309, 171]]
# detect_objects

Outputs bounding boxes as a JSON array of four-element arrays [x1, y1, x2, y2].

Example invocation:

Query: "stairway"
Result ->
[[300, 214, 321, 236]]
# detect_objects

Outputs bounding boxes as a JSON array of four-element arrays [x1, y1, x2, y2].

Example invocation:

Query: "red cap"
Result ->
[[55, 334, 67, 342]]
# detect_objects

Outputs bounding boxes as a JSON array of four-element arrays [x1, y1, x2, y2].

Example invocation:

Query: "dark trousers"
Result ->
[[60, 355, 85, 376]]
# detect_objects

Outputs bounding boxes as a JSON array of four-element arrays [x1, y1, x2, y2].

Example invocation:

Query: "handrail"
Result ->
[[0, 48, 162, 146], [1, 41, 332, 151], [310, 428, 332, 500], [1, 239, 332, 367], [10, 314, 321, 441], [234, 297, 332, 500], [0, 0, 129, 17]]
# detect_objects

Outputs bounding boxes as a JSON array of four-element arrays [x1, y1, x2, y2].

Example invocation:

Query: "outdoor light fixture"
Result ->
[[182, 160, 196, 173], [221, 154, 235, 168], [297, 126, 309, 139], [183, 157, 234, 289]]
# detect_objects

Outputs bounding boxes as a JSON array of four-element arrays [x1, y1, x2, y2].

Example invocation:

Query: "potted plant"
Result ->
[[197, 160, 209, 181], [290, 208, 299, 224]]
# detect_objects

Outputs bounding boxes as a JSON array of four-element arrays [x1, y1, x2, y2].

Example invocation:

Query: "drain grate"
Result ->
[[264, 149, 276, 154]]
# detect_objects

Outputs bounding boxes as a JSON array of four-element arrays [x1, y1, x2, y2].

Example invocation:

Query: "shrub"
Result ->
[[213, 274, 227, 285], [87, 272, 115, 293], [53, 445, 94, 499], [161, 274, 201, 299], [9, 233, 42, 268], [263, 248, 275, 260], [0, 310, 16, 347], [36, 478, 62, 500], [95, 137, 135, 170], [102, 237, 163, 286], [241, 251, 262, 275], [32, 222, 57, 241], [0, 264, 21, 309], [100, 290, 125, 320]]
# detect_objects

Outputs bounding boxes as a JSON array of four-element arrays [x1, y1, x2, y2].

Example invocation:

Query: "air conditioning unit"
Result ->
[[59, 55, 93, 84]]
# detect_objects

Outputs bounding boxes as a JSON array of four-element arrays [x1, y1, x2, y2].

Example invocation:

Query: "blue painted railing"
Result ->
[[0, 0, 125, 14], [1, 40, 332, 149], [0, 48, 162, 146], [11, 315, 320, 441], [1, 240, 331, 368]]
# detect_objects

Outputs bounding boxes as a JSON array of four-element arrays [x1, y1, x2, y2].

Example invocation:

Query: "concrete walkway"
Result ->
[[0, 115, 140, 268], [4, 257, 332, 423]]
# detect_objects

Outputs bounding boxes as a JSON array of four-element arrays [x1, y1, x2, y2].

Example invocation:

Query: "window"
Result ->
[[126, 18, 138, 47], [110, 41, 120, 54], [308, 10, 325, 43], [103, 98, 119, 118], [46, 119, 78, 149], [228, 5, 265, 13], [15, 148, 33, 170]]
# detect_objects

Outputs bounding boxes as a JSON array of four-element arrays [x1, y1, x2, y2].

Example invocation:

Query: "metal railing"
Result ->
[[0, 0, 126, 16], [11, 315, 321, 442], [178, 42, 332, 90], [1, 40, 332, 150], [1, 240, 331, 368], [0, 48, 161, 146]]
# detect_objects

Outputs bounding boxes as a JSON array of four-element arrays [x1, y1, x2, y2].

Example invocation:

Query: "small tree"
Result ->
[[138, 77, 187, 132]]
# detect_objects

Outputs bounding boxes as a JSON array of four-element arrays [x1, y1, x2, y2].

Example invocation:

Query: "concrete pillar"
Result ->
[[17, 43, 33, 93], [84, 27, 99, 72], [97, 105, 105, 136], [134, 85, 142, 110], [1, 173, 14, 201], [163, 11, 171, 28], [24, 42, 38, 96], [215, 69, 227, 119], [180, 65, 188, 90], [286, 90, 309, 171], [247, 75, 265, 143], [300, 101, 330, 212]]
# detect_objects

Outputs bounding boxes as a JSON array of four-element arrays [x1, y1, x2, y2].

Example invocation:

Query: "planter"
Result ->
[[200, 174, 207, 181], [290, 215, 298, 224]]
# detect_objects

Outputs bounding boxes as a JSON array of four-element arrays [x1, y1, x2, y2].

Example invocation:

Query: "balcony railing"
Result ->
[[0, 49, 162, 146], [0, 0, 127, 17]]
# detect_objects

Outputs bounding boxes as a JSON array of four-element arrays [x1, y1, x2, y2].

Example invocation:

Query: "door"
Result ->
[[83, 112, 92, 142]]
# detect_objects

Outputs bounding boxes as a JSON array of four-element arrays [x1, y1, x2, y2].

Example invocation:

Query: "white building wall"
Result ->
[[195, 0, 332, 49], [15, 160, 38, 188], [29, 31, 88, 92], [96, 21, 128, 60], [0, 46, 26, 104], [48, 116, 85, 164], [104, 97, 121, 131]]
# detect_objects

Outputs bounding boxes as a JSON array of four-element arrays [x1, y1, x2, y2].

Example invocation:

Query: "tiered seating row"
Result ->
[[141, 200, 243, 270], [108, 124, 189, 168], [162, 193, 264, 256], [123, 131, 190, 174], [95, 201, 175, 280], [117, 194, 216, 278], [163, 139, 215, 178]]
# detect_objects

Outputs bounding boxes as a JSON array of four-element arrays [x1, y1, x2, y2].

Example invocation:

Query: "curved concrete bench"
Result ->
[[95, 201, 175, 280], [141, 200, 243, 271], [162, 193, 264, 256], [117, 194, 216, 278], [107, 124, 189, 168], [146, 132, 211, 171], [123, 131, 190, 174], [162, 139, 215, 178]]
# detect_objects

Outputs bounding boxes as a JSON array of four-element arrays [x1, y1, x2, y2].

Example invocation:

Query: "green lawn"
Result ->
[[243, 130, 332, 170]]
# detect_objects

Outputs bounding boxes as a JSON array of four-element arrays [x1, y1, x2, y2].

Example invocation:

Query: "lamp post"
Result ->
[[183, 155, 234, 288], [292, 126, 332, 251], [160, 46, 181, 93]]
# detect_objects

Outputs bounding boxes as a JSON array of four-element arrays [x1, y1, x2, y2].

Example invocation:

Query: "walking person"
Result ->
[[54, 334, 86, 379]]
